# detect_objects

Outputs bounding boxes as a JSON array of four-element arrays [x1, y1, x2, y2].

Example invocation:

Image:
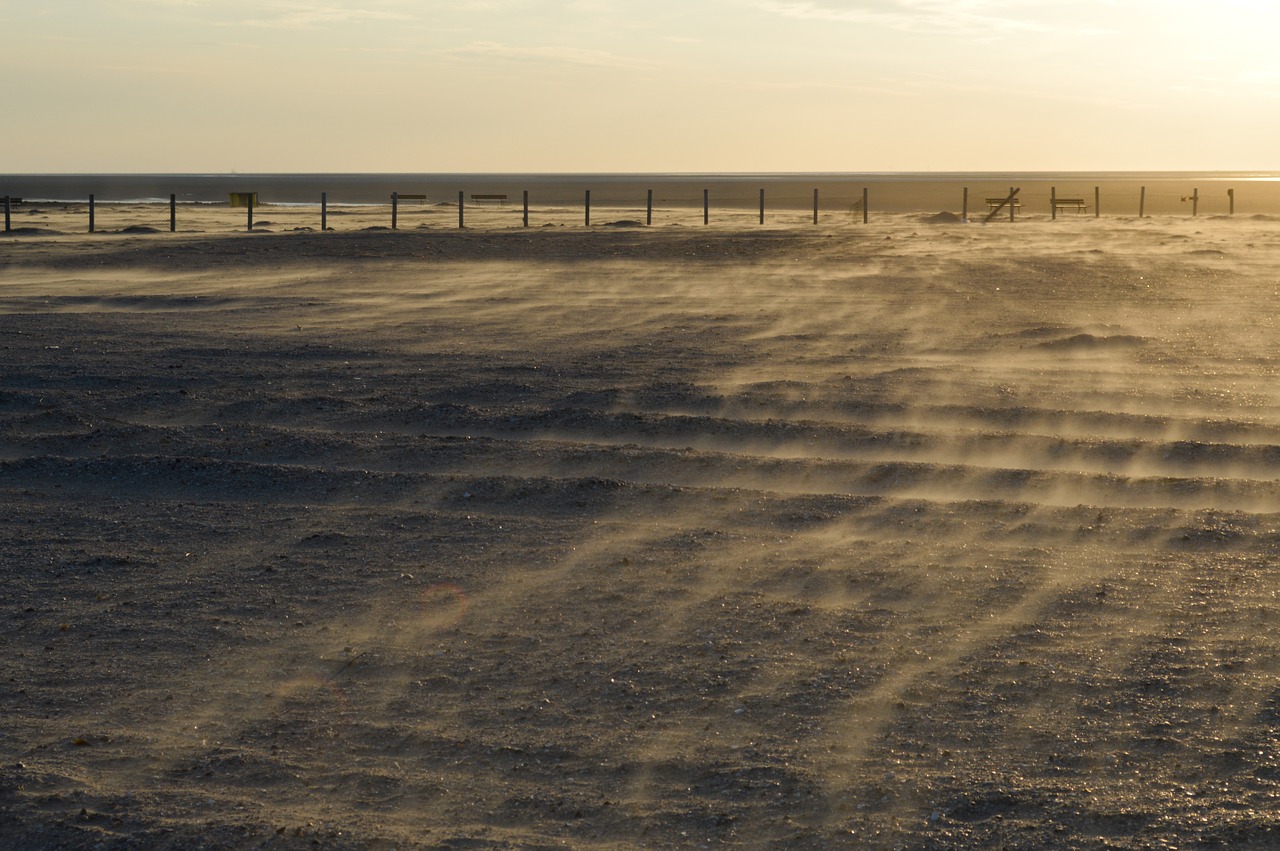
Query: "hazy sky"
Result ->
[[3, 0, 1278, 172]]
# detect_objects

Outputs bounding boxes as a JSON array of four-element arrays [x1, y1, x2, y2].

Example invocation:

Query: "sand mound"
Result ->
[[1035, 332, 1146, 350]]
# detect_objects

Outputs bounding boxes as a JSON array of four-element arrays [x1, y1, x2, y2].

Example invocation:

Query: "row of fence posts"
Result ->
[[89, 194, 179, 233], [961, 186, 1233, 223], [2, 194, 182, 233], [0, 186, 1242, 233], [399, 186, 868, 230], [392, 185, 1228, 229]]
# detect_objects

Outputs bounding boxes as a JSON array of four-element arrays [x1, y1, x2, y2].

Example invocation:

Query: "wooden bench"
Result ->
[[1052, 197, 1088, 213], [469, 194, 508, 206], [985, 197, 1022, 210]]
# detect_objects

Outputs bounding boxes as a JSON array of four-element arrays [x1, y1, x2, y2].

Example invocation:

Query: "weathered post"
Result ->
[[3, 196, 9, 232], [523, 190, 529, 227], [1139, 186, 1146, 218], [759, 188, 765, 225], [392, 192, 398, 230], [458, 191, 464, 228], [1228, 188, 1235, 215], [321, 192, 327, 231], [1193, 188, 1199, 217], [962, 187, 969, 223], [1095, 186, 1100, 218], [170, 194, 176, 232], [646, 189, 653, 226], [1010, 186, 1016, 222], [862, 187, 869, 224], [813, 188, 819, 225], [983, 188, 1021, 223], [89, 194, 95, 233], [703, 189, 709, 225], [585, 190, 591, 227], [247, 194, 254, 232], [1051, 186, 1057, 221]]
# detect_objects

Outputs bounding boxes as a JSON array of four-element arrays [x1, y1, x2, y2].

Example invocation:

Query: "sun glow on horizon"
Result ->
[[0, 0, 1276, 172]]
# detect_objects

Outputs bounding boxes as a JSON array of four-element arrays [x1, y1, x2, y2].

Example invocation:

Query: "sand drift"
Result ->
[[3, 217, 1280, 847]]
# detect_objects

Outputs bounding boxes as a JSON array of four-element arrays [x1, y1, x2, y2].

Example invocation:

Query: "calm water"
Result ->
[[3, 172, 1279, 216]]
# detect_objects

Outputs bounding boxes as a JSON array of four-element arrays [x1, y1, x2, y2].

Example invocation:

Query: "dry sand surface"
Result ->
[[4, 215, 1280, 848]]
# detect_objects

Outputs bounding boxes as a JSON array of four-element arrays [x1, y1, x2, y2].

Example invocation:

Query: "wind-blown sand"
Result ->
[[3, 216, 1280, 848]]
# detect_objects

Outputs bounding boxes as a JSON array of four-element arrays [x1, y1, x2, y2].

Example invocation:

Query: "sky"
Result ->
[[2, 0, 1278, 173]]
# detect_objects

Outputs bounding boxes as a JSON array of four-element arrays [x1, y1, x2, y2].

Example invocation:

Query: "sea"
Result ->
[[2, 173, 1279, 217]]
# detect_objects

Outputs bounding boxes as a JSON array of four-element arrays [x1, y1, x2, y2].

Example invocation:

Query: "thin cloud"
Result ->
[[750, 78, 915, 97], [121, 0, 415, 26], [449, 40, 652, 70], [757, 0, 1114, 37], [904, 71, 1162, 112], [237, 3, 412, 28], [1171, 69, 1280, 100]]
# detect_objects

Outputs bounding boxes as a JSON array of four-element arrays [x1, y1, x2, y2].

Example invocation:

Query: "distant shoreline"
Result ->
[[3, 174, 1272, 219]]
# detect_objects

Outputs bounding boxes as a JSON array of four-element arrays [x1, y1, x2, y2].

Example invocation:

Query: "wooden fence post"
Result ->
[[3, 196, 9, 232], [1051, 186, 1057, 221], [862, 187, 869, 224], [1009, 186, 1016, 222], [962, 187, 968, 223], [321, 192, 327, 231], [1139, 186, 1146, 218], [523, 190, 529, 227], [170, 194, 176, 232], [1095, 186, 1100, 218], [983, 187, 1020, 224], [1229, 188, 1235, 215], [585, 190, 591, 227], [647, 189, 653, 226], [247, 194, 254, 232], [392, 192, 398, 230], [703, 189, 709, 225], [458, 191, 464, 228], [89, 194, 95, 233], [759, 188, 765, 225], [1193, 188, 1199, 217], [813, 188, 819, 225]]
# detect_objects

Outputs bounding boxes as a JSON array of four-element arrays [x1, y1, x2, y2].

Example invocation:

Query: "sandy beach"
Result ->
[[4, 214, 1280, 848]]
